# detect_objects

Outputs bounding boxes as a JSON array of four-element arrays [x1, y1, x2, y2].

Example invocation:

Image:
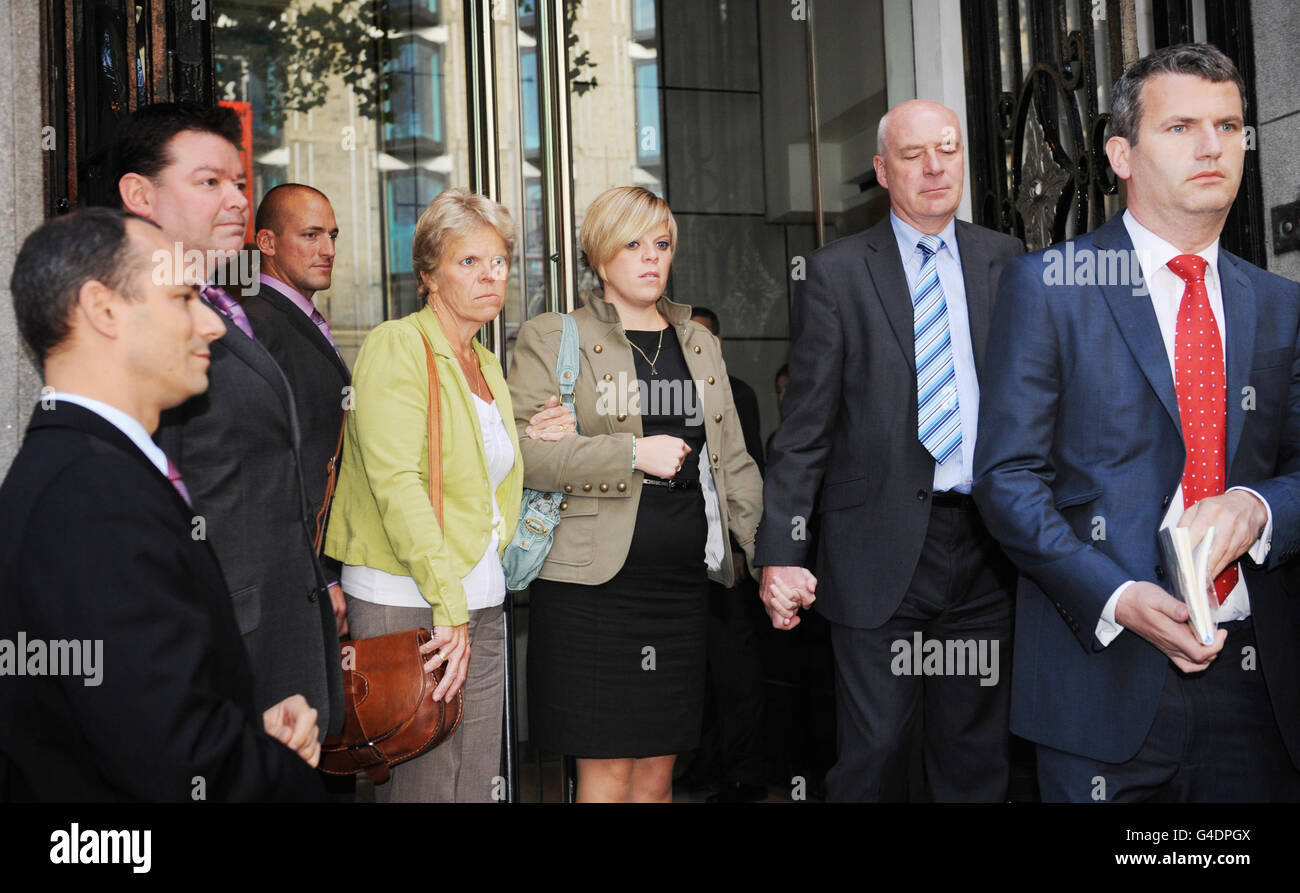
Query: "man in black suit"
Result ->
[[110, 104, 343, 739], [245, 184, 351, 635], [0, 208, 323, 801], [755, 100, 1023, 801]]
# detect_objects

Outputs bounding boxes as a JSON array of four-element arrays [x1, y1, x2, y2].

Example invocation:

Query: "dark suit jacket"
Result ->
[[730, 374, 765, 477], [973, 213, 1300, 767], [242, 281, 351, 582], [755, 216, 1023, 629], [156, 303, 343, 738], [0, 403, 323, 801]]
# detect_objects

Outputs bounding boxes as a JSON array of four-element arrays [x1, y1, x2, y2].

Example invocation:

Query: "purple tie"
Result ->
[[166, 458, 192, 507], [310, 307, 339, 353], [202, 283, 255, 340]]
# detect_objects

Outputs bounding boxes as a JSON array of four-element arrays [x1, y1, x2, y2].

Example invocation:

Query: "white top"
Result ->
[[1095, 210, 1273, 645], [342, 394, 516, 614]]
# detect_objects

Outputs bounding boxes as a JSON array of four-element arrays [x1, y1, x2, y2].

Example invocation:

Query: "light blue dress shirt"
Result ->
[[889, 211, 979, 494]]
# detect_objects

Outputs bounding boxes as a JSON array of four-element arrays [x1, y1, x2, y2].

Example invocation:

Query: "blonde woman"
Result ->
[[510, 186, 763, 802], [325, 188, 566, 802]]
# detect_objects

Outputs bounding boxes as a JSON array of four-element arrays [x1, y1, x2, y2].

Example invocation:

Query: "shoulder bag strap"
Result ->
[[555, 313, 581, 433], [312, 416, 347, 555], [417, 329, 445, 528]]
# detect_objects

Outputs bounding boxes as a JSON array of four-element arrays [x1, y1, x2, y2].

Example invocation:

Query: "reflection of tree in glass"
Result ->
[[566, 0, 599, 97], [215, 0, 393, 128]]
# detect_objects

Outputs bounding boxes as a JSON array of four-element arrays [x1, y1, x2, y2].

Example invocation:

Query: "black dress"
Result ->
[[528, 326, 710, 758]]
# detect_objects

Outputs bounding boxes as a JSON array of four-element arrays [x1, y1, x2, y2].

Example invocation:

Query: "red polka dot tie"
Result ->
[[1170, 253, 1237, 604]]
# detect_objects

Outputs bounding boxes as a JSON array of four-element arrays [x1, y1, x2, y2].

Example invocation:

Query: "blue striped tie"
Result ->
[[912, 235, 962, 465]]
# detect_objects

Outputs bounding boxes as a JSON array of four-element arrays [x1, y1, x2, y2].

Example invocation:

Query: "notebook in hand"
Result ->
[[1157, 524, 1219, 646]]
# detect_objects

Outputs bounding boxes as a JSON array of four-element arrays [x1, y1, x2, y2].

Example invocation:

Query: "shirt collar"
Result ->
[[889, 210, 960, 268], [259, 273, 317, 318], [47, 392, 169, 476], [1122, 208, 1220, 287]]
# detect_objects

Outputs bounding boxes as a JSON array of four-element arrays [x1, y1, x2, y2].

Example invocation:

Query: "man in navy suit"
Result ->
[[974, 43, 1300, 801]]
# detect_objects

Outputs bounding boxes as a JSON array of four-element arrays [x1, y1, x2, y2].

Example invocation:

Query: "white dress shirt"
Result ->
[[1095, 211, 1272, 645], [890, 211, 981, 494], [49, 392, 169, 476]]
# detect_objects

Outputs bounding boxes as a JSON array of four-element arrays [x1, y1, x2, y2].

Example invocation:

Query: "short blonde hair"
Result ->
[[412, 188, 517, 300], [578, 186, 677, 283]]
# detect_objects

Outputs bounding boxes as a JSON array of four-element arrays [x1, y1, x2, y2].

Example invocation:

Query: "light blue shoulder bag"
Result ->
[[503, 313, 580, 591]]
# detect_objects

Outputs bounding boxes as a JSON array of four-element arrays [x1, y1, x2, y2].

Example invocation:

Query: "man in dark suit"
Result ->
[[110, 103, 343, 739], [244, 184, 351, 636], [974, 43, 1300, 801], [0, 208, 323, 801], [755, 100, 1023, 801]]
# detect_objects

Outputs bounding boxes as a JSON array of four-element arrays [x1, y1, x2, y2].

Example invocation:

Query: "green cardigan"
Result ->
[[324, 305, 524, 628]]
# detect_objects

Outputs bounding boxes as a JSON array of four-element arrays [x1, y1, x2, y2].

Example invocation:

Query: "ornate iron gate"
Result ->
[[42, 0, 214, 216], [961, 0, 1266, 266]]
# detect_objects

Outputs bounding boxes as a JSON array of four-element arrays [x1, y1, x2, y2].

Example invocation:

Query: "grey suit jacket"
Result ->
[[156, 300, 344, 737], [243, 282, 351, 581], [754, 216, 1023, 629]]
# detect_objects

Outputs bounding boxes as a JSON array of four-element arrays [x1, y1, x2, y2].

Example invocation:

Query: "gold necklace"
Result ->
[[458, 351, 488, 397], [628, 327, 666, 376]]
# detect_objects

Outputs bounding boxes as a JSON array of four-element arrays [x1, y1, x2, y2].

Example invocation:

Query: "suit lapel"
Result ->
[[862, 217, 918, 373], [210, 299, 295, 413], [261, 285, 351, 382], [31, 403, 190, 515], [208, 300, 304, 452], [1220, 252, 1257, 472], [955, 221, 993, 378], [1094, 217, 1183, 435]]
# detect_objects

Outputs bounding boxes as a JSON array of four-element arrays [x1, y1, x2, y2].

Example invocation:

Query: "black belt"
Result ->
[[643, 477, 700, 492], [930, 491, 976, 510]]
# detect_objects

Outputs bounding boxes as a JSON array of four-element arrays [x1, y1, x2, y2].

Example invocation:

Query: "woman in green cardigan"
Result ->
[[324, 189, 566, 802]]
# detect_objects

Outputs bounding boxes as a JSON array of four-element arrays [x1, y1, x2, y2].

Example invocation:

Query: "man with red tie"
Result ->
[[109, 103, 345, 742], [974, 43, 1300, 800]]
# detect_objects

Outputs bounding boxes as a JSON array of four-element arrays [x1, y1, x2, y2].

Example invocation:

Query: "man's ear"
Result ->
[[118, 173, 155, 217], [1105, 135, 1132, 181], [75, 279, 122, 340], [873, 154, 889, 191], [255, 229, 276, 255]]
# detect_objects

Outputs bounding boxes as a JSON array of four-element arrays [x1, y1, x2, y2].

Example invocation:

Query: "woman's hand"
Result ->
[[525, 395, 577, 441], [634, 434, 692, 478], [421, 624, 470, 702]]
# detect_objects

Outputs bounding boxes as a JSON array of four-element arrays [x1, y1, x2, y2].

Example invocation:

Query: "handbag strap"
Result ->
[[555, 312, 580, 433], [417, 329, 445, 528], [312, 415, 347, 555]]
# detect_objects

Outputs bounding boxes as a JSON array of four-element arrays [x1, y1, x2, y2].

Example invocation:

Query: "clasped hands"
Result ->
[[1115, 489, 1267, 674], [759, 565, 818, 630]]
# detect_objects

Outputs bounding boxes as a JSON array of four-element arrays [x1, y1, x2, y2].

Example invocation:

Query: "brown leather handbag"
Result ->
[[318, 327, 464, 783], [318, 627, 464, 782]]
